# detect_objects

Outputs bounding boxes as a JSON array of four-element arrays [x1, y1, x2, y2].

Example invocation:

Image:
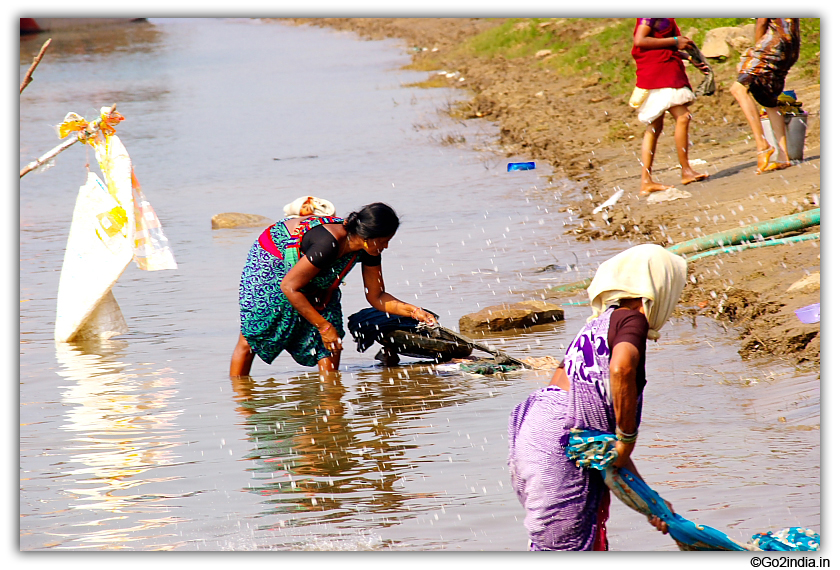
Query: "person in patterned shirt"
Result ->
[[730, 18, 801, 173]]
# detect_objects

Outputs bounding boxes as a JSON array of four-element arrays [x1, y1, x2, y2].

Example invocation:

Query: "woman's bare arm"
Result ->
[[361, 264, 436, 323], [633, 22, 694, 51], [609, 341, 640, 468], [279, 256, 344, 349], [280, 257, 329, 327]]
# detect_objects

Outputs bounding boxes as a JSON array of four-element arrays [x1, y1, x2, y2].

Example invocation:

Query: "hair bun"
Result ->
[[346, 203, 400, 239]]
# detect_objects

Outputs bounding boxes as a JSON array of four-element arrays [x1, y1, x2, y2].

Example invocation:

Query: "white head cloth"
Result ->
[[586, 244, 687, 340], [283, 196, 336, 218]]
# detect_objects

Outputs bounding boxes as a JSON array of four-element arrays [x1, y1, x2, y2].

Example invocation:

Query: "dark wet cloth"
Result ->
[[347, 307, 420, 352], [684, 43, 716, 96], [632, 18, 691, 91], [737, 18, 800, 108], [238, 216, 359, 367]]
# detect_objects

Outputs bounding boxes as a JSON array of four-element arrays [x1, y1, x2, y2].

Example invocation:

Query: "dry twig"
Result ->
[[20, 38, 52, 94]]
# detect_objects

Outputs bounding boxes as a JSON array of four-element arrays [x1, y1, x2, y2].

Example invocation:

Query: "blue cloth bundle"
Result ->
[[565, 429, 820, 551]]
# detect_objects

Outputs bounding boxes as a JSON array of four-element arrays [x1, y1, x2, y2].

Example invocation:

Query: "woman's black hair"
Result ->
[[345, 202, 400, 239]]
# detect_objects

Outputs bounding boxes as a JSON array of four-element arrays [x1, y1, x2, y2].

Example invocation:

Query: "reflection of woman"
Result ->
[[730, 18, 801, 173], [230, 370, 404, 515], [508, 244, 687, 550], [230, 202, 437, 376], [631, 18, 710, 195]]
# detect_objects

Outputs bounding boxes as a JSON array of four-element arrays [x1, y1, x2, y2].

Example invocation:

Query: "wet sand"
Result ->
[[283, 17, 821, 369]]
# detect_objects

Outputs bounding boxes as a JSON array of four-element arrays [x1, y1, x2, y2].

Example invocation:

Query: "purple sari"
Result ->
[[508, 307, 644, 550]]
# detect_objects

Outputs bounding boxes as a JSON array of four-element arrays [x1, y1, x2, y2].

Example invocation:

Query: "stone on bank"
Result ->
[[459, 300, 564, 333]]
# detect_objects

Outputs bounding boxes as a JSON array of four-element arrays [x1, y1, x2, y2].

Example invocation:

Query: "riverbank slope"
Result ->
[[283, 18, 821, 369]]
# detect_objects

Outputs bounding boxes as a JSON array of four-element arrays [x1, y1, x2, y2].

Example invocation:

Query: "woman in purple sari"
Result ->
[[508, 244, 687, 550]]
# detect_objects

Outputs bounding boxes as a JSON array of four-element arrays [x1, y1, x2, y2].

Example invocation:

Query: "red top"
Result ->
[[632, 18, 691, 90]]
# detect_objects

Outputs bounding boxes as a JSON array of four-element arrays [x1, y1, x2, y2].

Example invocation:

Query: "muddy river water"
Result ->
[[19, 18, 819, 551]]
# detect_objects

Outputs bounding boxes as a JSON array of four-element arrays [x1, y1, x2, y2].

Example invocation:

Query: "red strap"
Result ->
[[259, 226, 284, 258], [312, 253, 357, 310]]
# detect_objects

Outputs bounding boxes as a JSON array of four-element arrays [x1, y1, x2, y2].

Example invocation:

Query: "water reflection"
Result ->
[[53, 340, 186, 547], [19, 20, 162, 65], [230, 362, 520, 531]]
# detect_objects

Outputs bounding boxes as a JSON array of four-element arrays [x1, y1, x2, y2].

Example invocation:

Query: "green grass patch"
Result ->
[[404, 76, 451, 89], [798, 19, 821, 77], [402, 55, 445, 72]]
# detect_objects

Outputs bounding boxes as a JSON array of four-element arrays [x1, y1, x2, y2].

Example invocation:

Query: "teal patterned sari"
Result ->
[[239, 217, 358, 367]]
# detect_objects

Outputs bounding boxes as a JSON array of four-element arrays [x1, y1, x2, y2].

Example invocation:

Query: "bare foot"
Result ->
[[639, 181, 674, 196], [681, 170, 709, 185]]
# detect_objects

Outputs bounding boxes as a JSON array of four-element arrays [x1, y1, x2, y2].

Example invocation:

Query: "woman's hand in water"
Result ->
[[318, 322, 342, 354]]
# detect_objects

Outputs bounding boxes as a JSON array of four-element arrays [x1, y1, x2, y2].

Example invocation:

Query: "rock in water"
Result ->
[[211, 212, 274, 229], [459, 300, 564, 333]]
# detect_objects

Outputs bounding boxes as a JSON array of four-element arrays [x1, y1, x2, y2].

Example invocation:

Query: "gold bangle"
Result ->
[[410, 307, 422, 319]]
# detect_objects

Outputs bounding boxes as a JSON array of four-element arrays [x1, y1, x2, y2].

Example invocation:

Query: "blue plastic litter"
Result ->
[[507, 162, 535, 171], [795, 302, 820, 324], [566, 429, 820, 551]]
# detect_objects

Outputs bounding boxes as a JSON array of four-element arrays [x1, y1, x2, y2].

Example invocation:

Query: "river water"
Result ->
[[19, 18, 819, 552]]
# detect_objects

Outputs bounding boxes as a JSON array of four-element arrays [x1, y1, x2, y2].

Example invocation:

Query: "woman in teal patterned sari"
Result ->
[[230, 203, 437, 376]]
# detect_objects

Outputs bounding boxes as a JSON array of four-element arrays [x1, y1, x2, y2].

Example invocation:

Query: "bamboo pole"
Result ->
[[20, 38, 52, 94], [20, 103, 118, 179]]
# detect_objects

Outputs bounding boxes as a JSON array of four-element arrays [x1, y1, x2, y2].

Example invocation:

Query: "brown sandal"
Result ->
[[756, 147, 775, 174], [757, 160, 791, 175]]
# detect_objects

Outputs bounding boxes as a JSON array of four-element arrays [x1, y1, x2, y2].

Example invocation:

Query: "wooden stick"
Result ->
[[20, 103, 118, 179], [20, 38, 52, 94]]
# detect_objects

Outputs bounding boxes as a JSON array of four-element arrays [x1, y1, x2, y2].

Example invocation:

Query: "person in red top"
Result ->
[[631, 18, 710, 195]]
